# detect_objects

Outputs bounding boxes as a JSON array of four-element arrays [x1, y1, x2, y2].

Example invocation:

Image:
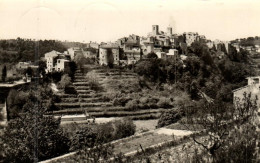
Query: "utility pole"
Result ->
[[175, 53, 177, 84]]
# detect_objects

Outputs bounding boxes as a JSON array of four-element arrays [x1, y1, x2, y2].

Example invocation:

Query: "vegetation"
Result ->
[[181, 93, 259, 162], [0, 38, 66, 63], [1, 65, 6, 82], [0, 91, 70, 162], [58, 74, 71, 90], [7, 84, 60, 119], [157, 109, 183, 128], [86, 71, 103, 92], [134, 41, 254, 102]]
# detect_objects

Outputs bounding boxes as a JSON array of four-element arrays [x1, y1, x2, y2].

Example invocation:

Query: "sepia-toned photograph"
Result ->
[[0, 0, 260, 162]]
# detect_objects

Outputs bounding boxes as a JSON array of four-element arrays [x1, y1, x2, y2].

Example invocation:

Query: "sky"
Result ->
[[0, 0, 260, 43]]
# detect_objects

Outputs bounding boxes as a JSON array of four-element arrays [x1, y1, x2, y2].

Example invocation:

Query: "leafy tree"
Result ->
[[74, 53, 88, 69], [0, 97, 70, 162], [7, 89, 28, 119], [1, 65, 7, 82], [134, 59, 161, 83], [146, 52, 158, 59]]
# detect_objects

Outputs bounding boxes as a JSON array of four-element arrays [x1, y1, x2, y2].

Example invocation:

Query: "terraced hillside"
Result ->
[[53, 66, 171, 120]]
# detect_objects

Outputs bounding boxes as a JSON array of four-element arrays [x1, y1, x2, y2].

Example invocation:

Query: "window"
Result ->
[[253, 78, 259, 84]]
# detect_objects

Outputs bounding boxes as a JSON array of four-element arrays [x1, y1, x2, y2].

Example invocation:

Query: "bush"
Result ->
[[157, 109, 183, 128], [113, 118, 136, 139], [157, 97, 172, 108], [125, 99, 139, 111], [86, 72, 103, 92], [113, 97, 132, 106], [58, 74, 71, 90], [70, 126, 97, 150]]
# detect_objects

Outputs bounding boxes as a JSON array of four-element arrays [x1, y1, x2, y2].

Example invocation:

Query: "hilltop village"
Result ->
[[0, 25, 260, 162], [42, 25, 244, 71]]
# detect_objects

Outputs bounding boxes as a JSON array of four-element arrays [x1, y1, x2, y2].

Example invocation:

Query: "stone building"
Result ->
[[141, 25, 176, 55], [183, 32, 199, 46], [99, 45, 120, 65], [44, 50, 71, 73], [165, 49, 179, 59], [124, 48, 142, 65]]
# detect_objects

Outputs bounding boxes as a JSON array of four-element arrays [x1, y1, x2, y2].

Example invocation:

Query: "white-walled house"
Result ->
[[44, 50, 71, 73]]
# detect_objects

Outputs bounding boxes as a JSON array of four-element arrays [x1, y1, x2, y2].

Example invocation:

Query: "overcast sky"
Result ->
[[0, 0, 259, 43]]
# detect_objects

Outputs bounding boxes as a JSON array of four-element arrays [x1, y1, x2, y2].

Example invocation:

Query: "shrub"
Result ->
[[96, 122, 114, 142], [113, 118, 136, 139], [157, 109, 183, 128], [59, 74, 71, 90], [70, 126, 97, 151], [86, 71, 103, 92], [172, 91, 191, 108], [157, 97, 172, 108], [125, 99, 139, 111], [113, 97, 132, 106]]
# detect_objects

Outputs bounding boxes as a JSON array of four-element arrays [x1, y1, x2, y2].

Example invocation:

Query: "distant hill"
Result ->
[[231, 36, 260, 46], [0, 38, 67, 64]]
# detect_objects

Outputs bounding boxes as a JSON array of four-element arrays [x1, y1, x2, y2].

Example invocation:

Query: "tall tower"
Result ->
[[152, 25, 159, 35], [167, 27, 173, 36]]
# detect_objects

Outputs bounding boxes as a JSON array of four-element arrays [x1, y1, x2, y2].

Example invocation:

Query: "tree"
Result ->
[[185, 93, 258, 162], [59, 74, 71, 90], [146, 52, 158, 59], [74, 53, 88, 69], [0, 97, 70, 162], [1, 65, 7, 82]]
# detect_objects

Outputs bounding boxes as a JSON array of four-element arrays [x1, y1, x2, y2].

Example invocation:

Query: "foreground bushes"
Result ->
[[0, 112, 70, 162], [113, 118, 136, 140], [69, 118, 136, 151]]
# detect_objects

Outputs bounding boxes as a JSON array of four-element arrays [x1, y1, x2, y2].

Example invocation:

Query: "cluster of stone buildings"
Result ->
[[45, 50, 71, 73], [44, 24, 260, 71], [231, 43, 260, 54], [98, 25, 244, 66], [44, 46, 98, 73], [98, 25, 207, 66]]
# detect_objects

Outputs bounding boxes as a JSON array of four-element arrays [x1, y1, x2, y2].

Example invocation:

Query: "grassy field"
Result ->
[[134, 119, 158, 133], [112, 132, 173, 155]]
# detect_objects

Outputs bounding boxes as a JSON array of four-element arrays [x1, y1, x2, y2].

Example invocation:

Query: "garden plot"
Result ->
[[155, 128, 193, 136]]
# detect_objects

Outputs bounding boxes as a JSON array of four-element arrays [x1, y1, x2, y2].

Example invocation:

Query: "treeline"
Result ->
[[134, 41, 254, 102], [0, 38, 67, 63], [231, 36, 260, 47]]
